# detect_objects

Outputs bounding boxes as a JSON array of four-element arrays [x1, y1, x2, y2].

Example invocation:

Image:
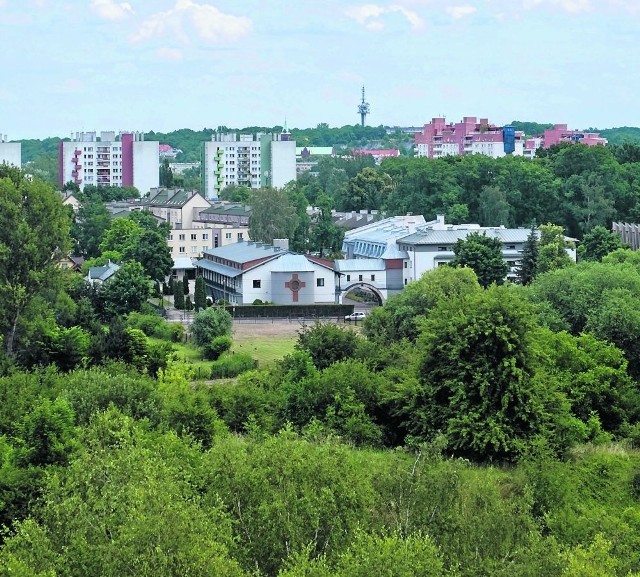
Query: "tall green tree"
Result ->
[[537, 223, 574, 274], [578, 225, 624, 262], [309, 194, 344, 257], [0, 166, 71, 357], [249, 187, 299, 245], [450, 232, 508, 288], [194, 275, 207, 312], [173, 279, 185, 310], [159, 158, 174, 187], [100, 262, 151, 317], [411, 285, 548, 461], [516, 225, 539, 285], [72, 195, 111, 258]]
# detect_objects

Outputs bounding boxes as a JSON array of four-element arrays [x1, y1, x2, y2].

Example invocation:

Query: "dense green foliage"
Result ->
[[7, 158, 640, 575]]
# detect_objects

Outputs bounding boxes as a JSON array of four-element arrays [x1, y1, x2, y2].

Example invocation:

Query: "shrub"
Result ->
[[203, 335, 233, 361], [191, 307, 233, 347], [210, 352, 257, 379]]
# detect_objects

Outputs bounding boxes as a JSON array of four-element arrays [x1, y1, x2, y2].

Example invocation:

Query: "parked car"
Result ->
[[344, 311, 367, 321]]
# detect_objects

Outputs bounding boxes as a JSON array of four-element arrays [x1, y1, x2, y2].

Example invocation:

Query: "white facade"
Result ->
[[59, 131, 159, 194], [270, 139, 296, 188], [196, 242, 337, 305], [202, 132, 296, 199], [168, 226, 249, 260], [0, 136, 21, 167], [133, 140, 161, 195]]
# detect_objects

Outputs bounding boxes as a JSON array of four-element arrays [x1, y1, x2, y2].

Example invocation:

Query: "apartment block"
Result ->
[[58, 131, 159, 194], [414, 117, 525, 159], [202, 129, 296, 199], [0, 134, 21, 167]]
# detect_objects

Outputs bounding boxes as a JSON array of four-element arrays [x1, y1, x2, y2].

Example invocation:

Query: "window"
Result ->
[[507, 245, 516, 250], [346, 275, 351, 282], [225, 232, 232, 239], [358, 275, 363, 282], [168, 234, 173, 240], [253, 279, 261, 288], [404, 278, 408, 285], [202, 233, 209, 240], [179, 247, 185, 253], [437, 246, 448, 251], [404, 261, 408, 268], [238, 233, 244, 240], [316, 278, 324, 287], [191, 234, 197, 240], [192, 246, 198, 253], [370, 275, 375, 281], [179, 234, 185, 241]]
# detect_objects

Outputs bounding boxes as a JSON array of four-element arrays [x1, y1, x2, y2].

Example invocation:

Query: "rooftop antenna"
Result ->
[[358, 86, 370, 127]]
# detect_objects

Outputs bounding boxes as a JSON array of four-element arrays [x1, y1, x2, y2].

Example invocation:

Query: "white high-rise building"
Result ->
[[0, 134, 21, 167], [202, 129, 296, 199], [58, 131, 159, 194]]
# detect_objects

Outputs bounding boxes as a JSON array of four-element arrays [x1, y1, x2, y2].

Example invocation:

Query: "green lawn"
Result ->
[[231, 332, 297, 368], [150, 330, 297, 372]]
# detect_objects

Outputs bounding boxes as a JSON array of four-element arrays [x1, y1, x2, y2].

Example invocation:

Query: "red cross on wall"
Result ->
[[285, 273, 306, 302]]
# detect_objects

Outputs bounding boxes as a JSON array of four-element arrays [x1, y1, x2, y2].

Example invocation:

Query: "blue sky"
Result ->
[[1, 0, 638, 139]]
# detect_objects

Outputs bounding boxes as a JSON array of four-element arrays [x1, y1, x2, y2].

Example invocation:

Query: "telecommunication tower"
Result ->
[[358, 86, 370, 127]]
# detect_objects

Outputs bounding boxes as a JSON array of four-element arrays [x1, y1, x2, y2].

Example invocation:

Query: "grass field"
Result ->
[[152, 321, 300, 372], [231, 322, 298, 367]]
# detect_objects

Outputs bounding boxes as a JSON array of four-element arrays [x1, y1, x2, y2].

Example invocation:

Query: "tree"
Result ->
[[412, 285, 548, 461], [100, 262, 151, 317], [578, 225, 624, 262], [0, 166, 71, 357], [478, 185, 511, 226], [343, 167, 392, 211], [190, 307, 233, 347], [309, 194, 344, 257], [295, 322, 359, 370], [72, 195, 111, 258], [537, 223, 574, 274], [159, 158, 174, 187], [173, 279, 185, 310], [124, 228, 173, 283], [362, 266, 481, 345], [249, 187, 299, 245], [449, 232, 508, 288], [194, 276, 207, 312], [515, 224, 539, 285]]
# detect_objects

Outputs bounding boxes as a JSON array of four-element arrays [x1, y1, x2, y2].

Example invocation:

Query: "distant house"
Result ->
[[85, 261, 120, 285], [352, 148, 400, 164], [58, 255, 84, 272]]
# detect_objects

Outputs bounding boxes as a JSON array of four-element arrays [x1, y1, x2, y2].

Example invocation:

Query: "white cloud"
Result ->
[[91, 0, 134, 20], [131, 0, 253, 45], [446, 5, 477, 19], [156, 46, 183, 61], [526, 0, 591, 13], [345, 3, 424, 30]]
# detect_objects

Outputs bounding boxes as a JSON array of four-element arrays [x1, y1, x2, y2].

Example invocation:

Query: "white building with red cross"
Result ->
[[195, 241, 339, 305]]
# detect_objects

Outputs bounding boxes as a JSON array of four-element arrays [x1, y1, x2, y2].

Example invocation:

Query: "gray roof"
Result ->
[[398, 227, 532, 245], [343, 216, 426, 244], [195, 258, 243, 278], [202, 240, 290, 264], [87, 261, 120, 281], [335, 258, 386, 272], [172, 257, 196, 270], [269, 254, 315, 272]]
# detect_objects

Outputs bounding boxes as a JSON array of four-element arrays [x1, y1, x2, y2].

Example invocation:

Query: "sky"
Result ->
[[1, 0, 638, 140]]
